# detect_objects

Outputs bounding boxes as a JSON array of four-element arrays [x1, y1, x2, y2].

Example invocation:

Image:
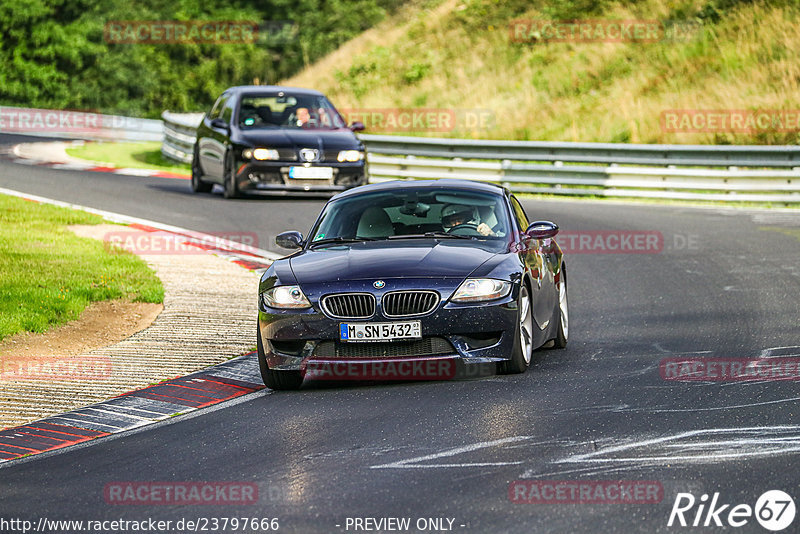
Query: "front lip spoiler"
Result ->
[[265, 354, 507, 371], [244, 184, 349, 196], [301, 356, 504, 381]]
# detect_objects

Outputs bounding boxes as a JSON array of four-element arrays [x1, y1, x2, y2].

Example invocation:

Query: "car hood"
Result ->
[[288, 240, 500, 285], [236, 128, 361, 150]]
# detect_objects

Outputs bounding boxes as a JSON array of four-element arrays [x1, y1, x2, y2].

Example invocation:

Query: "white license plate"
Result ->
[[340, 321, 421, 342], [289, 166, 333, 180]]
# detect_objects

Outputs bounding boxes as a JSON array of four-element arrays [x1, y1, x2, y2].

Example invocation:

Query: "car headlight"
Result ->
[[250, 148, 280, 161], [337, 150, 364, 162], [261, 285, 311, 309], [451, 279, 512, 303]]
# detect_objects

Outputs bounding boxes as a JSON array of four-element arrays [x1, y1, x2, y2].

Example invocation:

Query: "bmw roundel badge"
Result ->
[[373, 280, 386, 289]]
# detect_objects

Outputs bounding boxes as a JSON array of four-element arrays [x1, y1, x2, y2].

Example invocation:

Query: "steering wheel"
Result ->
[[448, 222, 479, 236]]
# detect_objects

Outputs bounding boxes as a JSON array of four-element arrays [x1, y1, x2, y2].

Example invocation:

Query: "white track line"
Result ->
[[0, 186, 282, 260], [370, 436, 534, 469]]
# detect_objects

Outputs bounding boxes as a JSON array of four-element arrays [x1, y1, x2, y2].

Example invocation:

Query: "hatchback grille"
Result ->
[[322, 149, 340, 162], [382, 290, 439, 317], [277, 148, 298, 161], [313, 336, 454, 359], [321, 293, 375, 319]]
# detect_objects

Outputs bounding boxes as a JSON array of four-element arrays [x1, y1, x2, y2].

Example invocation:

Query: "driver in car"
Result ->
[[441, 204, 496, 236], [295, 107, 315, 128]]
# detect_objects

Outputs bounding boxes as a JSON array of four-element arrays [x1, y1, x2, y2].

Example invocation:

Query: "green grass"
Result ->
[[0, 194, 164, 341], [65, 141, 190, 174], [284, 0, 800, 145]]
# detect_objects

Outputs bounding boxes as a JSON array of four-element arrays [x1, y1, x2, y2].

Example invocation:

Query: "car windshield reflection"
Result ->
[[238, 92, 347, 130], [309, 189, 512, 244]]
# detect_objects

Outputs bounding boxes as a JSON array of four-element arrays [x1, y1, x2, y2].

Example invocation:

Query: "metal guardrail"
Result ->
[[162, 112, 800, 202], [161, 111, 204, 164], [358, 135, 800, 167]]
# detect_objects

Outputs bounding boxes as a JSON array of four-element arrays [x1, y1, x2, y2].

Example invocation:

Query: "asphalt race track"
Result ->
[[1, 133, 799, 533]]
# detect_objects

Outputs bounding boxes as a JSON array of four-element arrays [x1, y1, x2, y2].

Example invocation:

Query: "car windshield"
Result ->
[[238, 92, 347, 130], [309, 188, 511, 243]]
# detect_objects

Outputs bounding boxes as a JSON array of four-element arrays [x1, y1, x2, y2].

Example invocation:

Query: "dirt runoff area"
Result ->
[[0, 300, 162, 373]]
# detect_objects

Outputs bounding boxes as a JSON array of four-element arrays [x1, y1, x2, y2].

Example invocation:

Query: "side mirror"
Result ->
[[525, 221, 559, 240], [276, 231, 304, 249], [210, 118, 229, 130], [349, 121, 365, 132]]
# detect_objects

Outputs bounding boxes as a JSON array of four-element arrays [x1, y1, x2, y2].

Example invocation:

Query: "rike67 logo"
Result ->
[[668, 490, 796, 531]]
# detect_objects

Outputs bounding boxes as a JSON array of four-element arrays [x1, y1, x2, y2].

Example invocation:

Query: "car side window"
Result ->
[[208, 94, 229, 120], [221, 96, 235, 123], [509, 196, 530, 231]]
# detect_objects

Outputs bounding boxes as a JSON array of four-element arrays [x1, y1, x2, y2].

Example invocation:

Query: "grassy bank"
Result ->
[[284, 0, 799, 144], [65, 142, 190, 174], [0, 194, 164, 340]]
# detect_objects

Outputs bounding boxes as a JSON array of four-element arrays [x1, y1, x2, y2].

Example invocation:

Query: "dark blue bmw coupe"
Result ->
[[257, 179, 568, 389]]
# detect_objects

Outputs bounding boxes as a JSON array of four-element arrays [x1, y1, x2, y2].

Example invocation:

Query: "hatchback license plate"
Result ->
[[289, 166, 333, 179], [340, 321, 421, 342]]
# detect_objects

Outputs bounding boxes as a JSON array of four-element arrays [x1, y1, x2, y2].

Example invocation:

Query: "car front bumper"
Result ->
[[234, 160, 366, 194], [258, 294, 519, 379]]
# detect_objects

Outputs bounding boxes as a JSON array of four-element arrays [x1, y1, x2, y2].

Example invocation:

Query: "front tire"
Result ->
[[257, 327, 303, 390], [191, 146, 213, 193], [552, 264, 568, 349], [223, 151, 240, 199], [501, 283, 534, 374]]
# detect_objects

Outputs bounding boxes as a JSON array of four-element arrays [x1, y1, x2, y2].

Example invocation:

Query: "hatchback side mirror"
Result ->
[[276, 231, 304, 249], [210, 118, 229, 130], [525, 221, 559, 240], [349, 121, 366, 132]]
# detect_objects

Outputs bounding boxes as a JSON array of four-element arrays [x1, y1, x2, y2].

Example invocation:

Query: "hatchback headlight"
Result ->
[[451, 279, 511, 303], [337, 150, 364, 162], [262, 285, 311, 309], [251, 148, 280, 161]]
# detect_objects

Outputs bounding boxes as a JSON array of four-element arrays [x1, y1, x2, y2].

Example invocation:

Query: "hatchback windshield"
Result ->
[[309, 188, 511, 243], [238, 92, 347, 130]]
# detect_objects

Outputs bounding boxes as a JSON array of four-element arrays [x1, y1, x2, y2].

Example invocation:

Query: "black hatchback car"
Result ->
[[191, 85, 367, 197]]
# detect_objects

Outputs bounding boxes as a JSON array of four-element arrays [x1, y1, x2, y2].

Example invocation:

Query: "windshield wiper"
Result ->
[[387, 232, 475, 240], [309, 236, 378, 248]]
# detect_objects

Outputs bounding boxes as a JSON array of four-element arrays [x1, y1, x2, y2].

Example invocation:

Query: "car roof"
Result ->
[[332, 179, 509, 200], [223, 85, 325, 97]]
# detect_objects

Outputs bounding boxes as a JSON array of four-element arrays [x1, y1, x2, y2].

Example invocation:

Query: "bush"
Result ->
[[0, 0, 401, 116]]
